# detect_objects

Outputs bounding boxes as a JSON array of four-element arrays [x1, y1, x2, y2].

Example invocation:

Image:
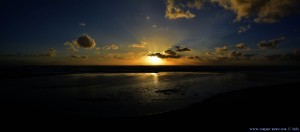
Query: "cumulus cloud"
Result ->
[[148, 46, 192, 59], [65, 35, 96, 51], [238, 25, 251, 33], [77, 35, 96, 48], [103, 44, 119, 50], [215, 46, 228, 53], [175, 46, 192, 52], [128, 41, 147, 48], [229, 51, 242, 59], [47, 48, 57, 57], [211, 0, 300, 23], [165, 0, 196, 20], [149, 49, 181, 59], [111, 44, 119, 50], [64, 41, 79, 51], [257, 37, 285, 49], [236, 43, 247, 49]]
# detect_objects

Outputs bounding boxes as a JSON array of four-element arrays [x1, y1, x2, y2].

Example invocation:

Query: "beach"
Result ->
[[0, 66, 299, 130]]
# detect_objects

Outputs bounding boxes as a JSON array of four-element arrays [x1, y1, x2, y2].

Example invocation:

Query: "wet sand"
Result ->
[[2, 82, 299, 131], [144, 82, 300, 130]]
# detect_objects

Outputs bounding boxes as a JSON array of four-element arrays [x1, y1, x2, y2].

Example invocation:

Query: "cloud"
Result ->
[[103, 44, 119, 50], [211, 0, 300, 23], [77, 35, 96, 49], [149, 49, 181, 59], [236, 43, 247, 49], [206, 52, 215, 56], [146, 16, 151, 20], [188, 56, 202, 60], [165, 0, 196, 20], [264, 54, 283, 61], [78, 23, 86, 27], [215, 46, 228, 53], [257, 37, 285, 49], [187, 0, 203, 9], [175, 46, 192, 52], [70, 54, 88, 59], [243, 54, 257, 60], [98, 54, 124, 60], [110, 44, 119, 50], [47, 48, 57, 57], [64, 35, 96, 51], [148, 46, 192, 59], [229, 51, 242, 58], [64, 41, 79, 51], [128, 41, 147, 48], [20, 48, 57, 58], [152, 25, 157, 28], [238, 25, 251, 33]]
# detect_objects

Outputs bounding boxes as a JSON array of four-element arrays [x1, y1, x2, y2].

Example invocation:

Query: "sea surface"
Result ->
[[1, 67, 300, 117]]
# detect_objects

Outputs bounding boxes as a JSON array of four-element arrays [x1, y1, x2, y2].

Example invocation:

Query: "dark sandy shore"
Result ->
[[2, 82, 299, 131], [146, 82, 300, 127]]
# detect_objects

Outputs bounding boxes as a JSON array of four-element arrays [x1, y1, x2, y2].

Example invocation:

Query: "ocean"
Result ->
[[1, 65, 300, 118]]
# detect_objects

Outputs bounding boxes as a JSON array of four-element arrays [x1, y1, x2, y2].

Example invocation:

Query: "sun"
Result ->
[[147, 56, 163, 65]]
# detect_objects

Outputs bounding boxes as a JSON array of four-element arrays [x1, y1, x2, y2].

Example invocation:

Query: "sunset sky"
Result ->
[[1, 0, 300, 65]]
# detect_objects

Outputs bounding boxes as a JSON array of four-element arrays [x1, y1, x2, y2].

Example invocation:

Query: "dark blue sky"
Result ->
[[1, 0, 300, 65]]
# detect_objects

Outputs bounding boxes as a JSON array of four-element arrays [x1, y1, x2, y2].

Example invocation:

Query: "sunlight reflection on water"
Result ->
[[1, 71, 299, 117]]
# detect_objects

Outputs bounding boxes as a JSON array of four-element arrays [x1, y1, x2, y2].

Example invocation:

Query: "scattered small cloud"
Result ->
[[111, 44, 119, 50], [70, 54, 88, 60], [165, 0, 196, 20], [98, 54, 124, 60], [64, 41, 79, 52], [77, 35, 96, 49], [236, 43, 248, 49], [148, 46, 193, 59], [146, 16, 151, 20], [257, 37, 285, 49], [229, 51, 242, 59], [187, 0, 203, 9], [243, 54, 257, 60], [215, 46, 228, 53], [188, 56, 202, 60], [148, 52, 181, 59], [175, 46, 192, 52], [103, 44, 119, 50], [264, 54, 283, 61], [238, 25, 251, 34], [47, 48, 57, 57], [152, 25, 157, 28], [22, 48, 57, 58], [128, 41, 147, 48], [210, 0, 300, 23], [78, 23, 86, 27], [206, 52, 215, 56]]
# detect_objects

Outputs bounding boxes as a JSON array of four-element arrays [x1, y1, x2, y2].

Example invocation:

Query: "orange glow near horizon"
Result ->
[[146, 56, 163, 65]]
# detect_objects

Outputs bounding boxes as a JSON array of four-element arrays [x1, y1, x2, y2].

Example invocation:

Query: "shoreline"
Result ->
[[145, 82, 300, 126]]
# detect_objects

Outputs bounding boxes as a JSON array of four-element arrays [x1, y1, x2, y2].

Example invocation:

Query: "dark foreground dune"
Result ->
[[2, 82, 299, 131]]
